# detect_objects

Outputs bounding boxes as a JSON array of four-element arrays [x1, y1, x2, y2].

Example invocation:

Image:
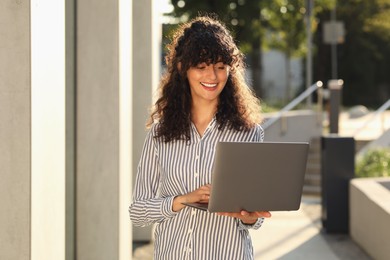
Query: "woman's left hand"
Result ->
[[217, 210, 272, 225]]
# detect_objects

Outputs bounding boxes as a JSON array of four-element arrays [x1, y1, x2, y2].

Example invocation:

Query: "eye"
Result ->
[[216, 63, 226, 70], [195, 63, 207, 70]]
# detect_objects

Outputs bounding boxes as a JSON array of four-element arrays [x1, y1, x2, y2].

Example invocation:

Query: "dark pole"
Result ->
[[328, 79, 344, 134], [305, 0, 313, 107]]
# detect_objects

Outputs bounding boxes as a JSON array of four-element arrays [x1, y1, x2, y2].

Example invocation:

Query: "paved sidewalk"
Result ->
[[251, 196, 370, 260], [133, 196, 371, 259]]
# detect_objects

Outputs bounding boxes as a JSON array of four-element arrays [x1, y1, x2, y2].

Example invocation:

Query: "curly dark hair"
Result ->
[[148, 15, 262, 142]]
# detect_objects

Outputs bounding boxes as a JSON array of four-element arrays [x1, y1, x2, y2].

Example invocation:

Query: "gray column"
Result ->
[[65, 0, 76, 259], [0, 1, 31, 259], [76, 0, 132, 259], [76, 0, 119, 258], [1, 1, 132, 259], [132, 0, 161, 241]]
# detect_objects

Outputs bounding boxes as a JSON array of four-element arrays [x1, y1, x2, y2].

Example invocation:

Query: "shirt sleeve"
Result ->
[[129, 126, 178, 227], [253, 124, 265, 142], [237, 218, 265, 230]]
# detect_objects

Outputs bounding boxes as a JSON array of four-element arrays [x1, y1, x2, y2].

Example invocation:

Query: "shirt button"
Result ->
[[188, 228, 192, 233], [192, 209, 196, 215], [194, 172, 199, 178], [195, 155, 199, 160]]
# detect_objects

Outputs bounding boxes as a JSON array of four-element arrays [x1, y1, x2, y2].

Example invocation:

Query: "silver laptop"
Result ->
[[183, 141, 309, 212]]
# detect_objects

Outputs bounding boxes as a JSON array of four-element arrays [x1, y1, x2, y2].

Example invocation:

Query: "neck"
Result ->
[[191, 100, 217, 137], [191, 100, 217, 124]]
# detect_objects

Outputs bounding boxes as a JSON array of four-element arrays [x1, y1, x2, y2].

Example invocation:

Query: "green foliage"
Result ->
[[364, 9, 390, 42], [314, 0, 390, 107], [169, 0, 264, 51], [356, 148, 390, 177], [259, 0, 334, 101], [261, 0, 334, 58], [260, 102, 280, 113], [168, 0, 335, 58]]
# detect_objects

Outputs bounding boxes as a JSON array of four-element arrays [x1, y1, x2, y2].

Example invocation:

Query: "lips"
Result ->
[[200, 82, 218, 88]]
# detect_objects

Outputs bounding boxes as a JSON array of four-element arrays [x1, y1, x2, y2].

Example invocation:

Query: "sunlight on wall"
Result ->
[[31, 0, 66, 259], [119, 0, 132, 259]]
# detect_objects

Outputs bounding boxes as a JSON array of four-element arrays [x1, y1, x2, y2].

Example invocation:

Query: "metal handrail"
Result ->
[[353, 99, 390, 136], [262, 81, 323, 130]]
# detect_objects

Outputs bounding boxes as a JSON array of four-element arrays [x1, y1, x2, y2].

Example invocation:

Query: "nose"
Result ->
[[205, 65, 217, 80]]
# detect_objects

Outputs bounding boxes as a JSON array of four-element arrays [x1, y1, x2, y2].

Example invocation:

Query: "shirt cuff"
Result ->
[[238, 217, 265, 230], [160, 196, 178, 219]]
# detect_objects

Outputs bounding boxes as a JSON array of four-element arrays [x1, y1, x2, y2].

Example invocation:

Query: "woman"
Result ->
[[129, 15, 271, 260]]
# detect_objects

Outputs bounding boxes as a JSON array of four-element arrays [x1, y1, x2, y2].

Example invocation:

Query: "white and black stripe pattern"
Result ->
[[129, 118, 265, 260]]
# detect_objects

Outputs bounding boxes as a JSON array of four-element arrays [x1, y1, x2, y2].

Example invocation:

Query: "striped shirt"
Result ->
[[129, 118, 265, 260]]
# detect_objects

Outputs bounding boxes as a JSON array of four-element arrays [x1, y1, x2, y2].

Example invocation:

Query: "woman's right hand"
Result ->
[[172, 184, 211, 212]]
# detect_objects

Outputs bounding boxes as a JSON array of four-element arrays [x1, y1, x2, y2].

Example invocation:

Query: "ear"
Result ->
[[177, 62, 182, 72]]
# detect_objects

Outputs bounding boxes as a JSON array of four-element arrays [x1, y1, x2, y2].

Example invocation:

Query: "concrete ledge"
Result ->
[[263, 110, 322, 142], [350, 177, 390, 260]]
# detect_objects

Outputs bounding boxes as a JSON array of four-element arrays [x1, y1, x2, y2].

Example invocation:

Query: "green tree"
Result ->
[[261, 0, 334, 102], [314, 0, 390, 107]]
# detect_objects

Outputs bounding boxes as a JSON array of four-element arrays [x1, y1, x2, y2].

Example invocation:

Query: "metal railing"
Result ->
[[353, 99, 390, 136], [262, 81, 324, 130]]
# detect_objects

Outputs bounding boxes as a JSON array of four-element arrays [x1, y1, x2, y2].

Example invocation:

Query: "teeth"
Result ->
[[201, 82, 217, 88]]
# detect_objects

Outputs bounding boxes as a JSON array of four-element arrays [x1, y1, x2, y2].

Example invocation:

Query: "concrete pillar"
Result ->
[[1, 0, 133, 259], [76, 0, 132, 259], [119, 0, 133, 258], [1, 1, 69, 259], [30, 0, 67, 259], [0, 1, 31, 259], [132, 0, 161, 241], [65, 0, 76, 259]]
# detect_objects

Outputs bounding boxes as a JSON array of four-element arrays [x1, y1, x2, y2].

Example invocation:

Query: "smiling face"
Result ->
[[186, 62, 230, 106]]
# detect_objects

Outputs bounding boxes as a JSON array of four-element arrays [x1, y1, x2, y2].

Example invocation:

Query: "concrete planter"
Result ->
[[350, 177, 390, 260]]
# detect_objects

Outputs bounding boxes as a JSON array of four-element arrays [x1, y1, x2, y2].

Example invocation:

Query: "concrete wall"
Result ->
[[76, 1, 120, 259], [356, 128, 390, 157], [0, 0, 135, 259], [132, 0, 161, 241], [76, 0, 132, 259], [350, 177, 390, 260], [261, 50, 303, 101], [263, 110, 323, 142], [0, 1, 31, 259], [30, 1, 67, 259]]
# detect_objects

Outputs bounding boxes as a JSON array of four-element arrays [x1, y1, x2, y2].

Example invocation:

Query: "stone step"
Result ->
[[302, 185, 321, 195], [306, 162, 321, 171], [304, 173, 321, 186], [302, 137, 373, 196]]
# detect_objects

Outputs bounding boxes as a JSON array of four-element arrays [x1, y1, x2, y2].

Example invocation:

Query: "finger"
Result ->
[[240, 211, 249, 216], [218, 212, 240, 218], [241, 211, 271, 218], [202, 194, 210, 200], [199, 186, 210, 192], [252, 211, 271, 218], [258, 211, 272, 218]]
